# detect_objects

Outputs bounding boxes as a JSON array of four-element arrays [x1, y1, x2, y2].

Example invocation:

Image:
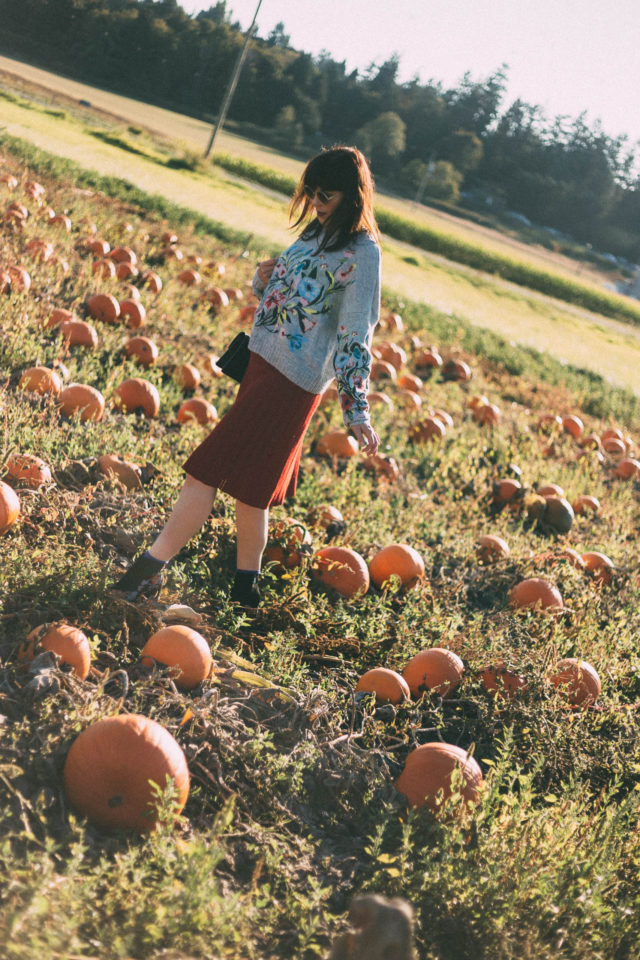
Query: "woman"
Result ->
[[114, 145, 381, 608]]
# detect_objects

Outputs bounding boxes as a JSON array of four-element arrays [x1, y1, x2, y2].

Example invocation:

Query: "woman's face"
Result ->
[[304, 185, 344, 224]]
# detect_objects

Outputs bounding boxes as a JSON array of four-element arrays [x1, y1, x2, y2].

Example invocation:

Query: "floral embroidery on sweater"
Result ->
[[334, 325, 372, 420], [254, 248, 356, 352]]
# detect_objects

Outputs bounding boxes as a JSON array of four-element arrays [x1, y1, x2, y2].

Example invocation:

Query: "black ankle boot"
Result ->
[[112, 551, 167, 601], [229, 570, 261, 609]]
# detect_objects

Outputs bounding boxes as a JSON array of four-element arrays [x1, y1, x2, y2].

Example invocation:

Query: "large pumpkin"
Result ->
[[310, 546, 370, 599], [394, 742, 482, 813], [402, 647, 464, 698], [58, 383, 105, 421], [114, 378, 160, 418], [0, 480, 20, 534], [63, 714, 189, 832], [141, 625, 212, 690], [355, 667, 410, 705], [20, 622, 91, 680], [549, 658, 601, 706], [368, 544, 425, 592]]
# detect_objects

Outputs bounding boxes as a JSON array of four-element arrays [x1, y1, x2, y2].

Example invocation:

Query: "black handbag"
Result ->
[[217, 332, 250, 383]]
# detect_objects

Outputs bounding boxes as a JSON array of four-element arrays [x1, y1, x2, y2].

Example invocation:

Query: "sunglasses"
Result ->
[[303, 185, 339, 205]]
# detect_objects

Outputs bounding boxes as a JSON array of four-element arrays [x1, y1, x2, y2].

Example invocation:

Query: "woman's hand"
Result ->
[[351, 422, 380, 457], [257, 258, 278, 286]]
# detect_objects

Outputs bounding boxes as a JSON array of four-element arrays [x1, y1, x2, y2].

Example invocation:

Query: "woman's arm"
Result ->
[[332, 240, 382, 441], [251, 257, 278, 297]]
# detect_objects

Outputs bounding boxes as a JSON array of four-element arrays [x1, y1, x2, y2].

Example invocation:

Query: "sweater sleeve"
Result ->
[[332, 239, 381, 427], [251, 267, 267, 298]]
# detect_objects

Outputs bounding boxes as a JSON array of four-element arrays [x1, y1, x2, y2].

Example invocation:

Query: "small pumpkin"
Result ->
[[177, 398, 218, 426], [310, 546, 370, 599], [355, 667, 410, 705], [59, 319, 99, 349], [509, 578, 563, 611], [480, 661, 527, 697], [109, 246, 137, 265], [368, 543, 425, 592], [19, 366, 62, 397], [63, 714, 190, 832], [615, 458, 640, 480], [0, 480, 20, 534], [141, 270, 163, 294], [6, 453, 52, 488], [402, 647, 464, 699], [114, 378, 160, 418], [58, 383, 105, 421], [442, 358, 471, 382], [474, 402, 501, 426], [43, 307, 74, 329], [92, 258, 116, 279], [581, 551, 614, 585], [119, 298, 146, 329], [549, 658, 601, 706], [125, 336, 159, 367], [98, 454, 142, 490], [86, 292, 120, 323], [141, 624, 212, 690], [561, 414, 584, 440], [475, 534, 510, 563], [263, 518, 312, 573], [537, 482, 565, 498], [541, 496, 575, 534], [307, 504, 346, 539], [572, 494, 601, 516], [394, 742, 482, 813], [315, 430, 359, 458], [408, 415, 446, 443], [174, 363, 201, 391], [20, 622, 91, 680]]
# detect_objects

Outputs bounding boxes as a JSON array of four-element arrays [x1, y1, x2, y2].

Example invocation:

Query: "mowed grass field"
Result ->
[[1, 63, 640, 399]]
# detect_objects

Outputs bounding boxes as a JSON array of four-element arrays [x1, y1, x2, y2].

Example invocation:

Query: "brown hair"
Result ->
[[290, 145, 378, 252]]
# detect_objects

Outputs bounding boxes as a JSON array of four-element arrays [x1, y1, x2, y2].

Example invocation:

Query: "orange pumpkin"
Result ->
[[59, 319, 99, 349], [115, 261, 139, 281], [581, 551, 614, 585], [7, 265, 31, 293], [20, 622, 91, 680], [402, 648, 464, 698], [0, 480, 20, 534], [63, 714, 190, 832], [98, 454, 142, 490], [19, 366, 62, 397], [125, 336, 159, 367], [6, 453, 52, 488], [177, 398, 218, 426], [397, 372, 423, 392], [602, 436, 626, 457], [561, 414, 584, 440], [377, 342, 407, 371], [141, 270, 163, 294], [315, 430, 359, 458], [114, 378, 160, 418], [572, 494, 601, 516], [615, 458, 640, 480], [88, 238, 110, 258], [92, 257, 116, 279], [202, 287, 230, 311], [43, 307, 74, 329], [58, 384, 105, 421], [307, 504, 346, 536], [87, 293, 120, 323], [174, 363, 201, 391], [413, 347, 442, 372], [480, 661, 527, 697], [368, 544, 425, 592], [263, 517, 312, 573], [509, 578, 563, 611], [408, 415, 446, 443], [442, 359, 471, 382], [119, 299, 146, 329], [362, 453, 400, 482], [537, 482, 565, 498], [310, 546, 370, 598], [355, 667, 410, 704], [549, 658, 601, 706], [475, 534, 510, 563], [177, 269, 202, 286], [394, 742, 482, 813], [109, 246, 137, 265], [141, 625, 212, 690]]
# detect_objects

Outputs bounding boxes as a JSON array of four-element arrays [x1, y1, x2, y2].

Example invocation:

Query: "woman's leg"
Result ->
[[235, 500, 269, 570], [149, 474, 217, 562], [232, 500, 269, 606]]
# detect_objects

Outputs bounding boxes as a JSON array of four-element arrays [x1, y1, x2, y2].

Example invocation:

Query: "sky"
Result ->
[[178, 0, 640, 149]]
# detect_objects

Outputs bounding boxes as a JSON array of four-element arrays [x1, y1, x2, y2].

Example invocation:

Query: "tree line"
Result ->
[[1, 0, 639, 262]]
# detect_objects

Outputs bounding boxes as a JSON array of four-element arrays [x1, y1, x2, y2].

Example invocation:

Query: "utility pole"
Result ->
[[204, 0, 264, 158]]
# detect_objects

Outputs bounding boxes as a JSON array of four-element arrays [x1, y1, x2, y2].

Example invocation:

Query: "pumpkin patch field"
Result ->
[[2, 136, 640, 960]]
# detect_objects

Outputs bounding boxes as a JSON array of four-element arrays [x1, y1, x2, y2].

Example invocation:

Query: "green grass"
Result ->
[[1, 134, 640, 959]]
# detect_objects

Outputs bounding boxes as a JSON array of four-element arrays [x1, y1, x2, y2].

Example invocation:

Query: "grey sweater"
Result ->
[[249, 230, 381, 426]]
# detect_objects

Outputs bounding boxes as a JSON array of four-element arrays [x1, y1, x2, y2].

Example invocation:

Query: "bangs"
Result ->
[[303, 153, 358, 194]]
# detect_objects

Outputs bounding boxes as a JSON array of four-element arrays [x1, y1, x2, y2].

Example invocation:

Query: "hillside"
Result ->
[[1, 136, 640, 959]]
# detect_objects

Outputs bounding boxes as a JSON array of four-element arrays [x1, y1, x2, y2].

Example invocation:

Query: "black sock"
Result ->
[[113, 550, 166, 596], [230, 569, 261, 607]]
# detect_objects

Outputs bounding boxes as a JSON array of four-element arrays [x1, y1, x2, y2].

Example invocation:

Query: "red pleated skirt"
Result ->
[[183, 352, 322, 509]]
